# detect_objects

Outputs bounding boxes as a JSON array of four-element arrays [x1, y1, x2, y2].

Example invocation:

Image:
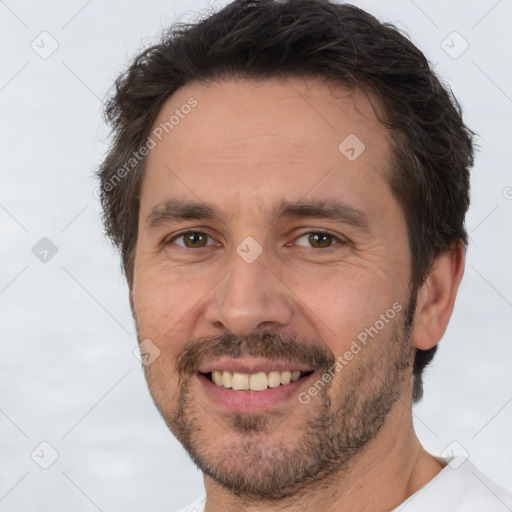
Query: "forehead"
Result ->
[[141, 76, 394, 222]]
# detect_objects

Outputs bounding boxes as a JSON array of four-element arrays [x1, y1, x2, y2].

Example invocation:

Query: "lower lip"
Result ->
[[197, 373, 314, 412]]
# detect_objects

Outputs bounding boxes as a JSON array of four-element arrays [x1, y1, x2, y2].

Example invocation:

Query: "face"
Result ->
[[132, 77, 416, 499]]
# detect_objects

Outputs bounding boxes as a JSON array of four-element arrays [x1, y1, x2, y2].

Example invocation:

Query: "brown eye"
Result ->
[[295, 231, 341, 249], [169, 231, 211, 248], [308, 232, 333, 248]]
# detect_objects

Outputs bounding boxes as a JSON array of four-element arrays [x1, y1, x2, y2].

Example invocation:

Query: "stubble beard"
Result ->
[[141, 303, 415, 502]]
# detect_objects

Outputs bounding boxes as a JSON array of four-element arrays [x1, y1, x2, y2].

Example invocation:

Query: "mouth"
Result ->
[[203, 369, 314, 391], [195, 358, 316, 412]]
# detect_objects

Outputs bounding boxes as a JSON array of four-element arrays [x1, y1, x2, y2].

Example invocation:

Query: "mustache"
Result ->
[[176, 330, 335, 375]]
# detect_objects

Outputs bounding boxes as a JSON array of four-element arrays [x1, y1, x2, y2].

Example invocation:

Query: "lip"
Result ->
[[197, 356, 313, 375], [196, 370, 315, 412]]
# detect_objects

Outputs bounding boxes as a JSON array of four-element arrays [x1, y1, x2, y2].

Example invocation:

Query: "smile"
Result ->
[[196, 357, 316, 410], [206, 370, 313, 391]]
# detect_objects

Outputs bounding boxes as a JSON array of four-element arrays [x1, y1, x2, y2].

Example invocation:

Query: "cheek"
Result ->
[[133, 273, 188, 397], [133, 269, 182, 339], [132, 264, 215, 350], [284, 265, 403, 349]]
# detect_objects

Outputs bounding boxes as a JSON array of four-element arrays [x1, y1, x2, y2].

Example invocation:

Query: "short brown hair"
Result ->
[[97, 0, 474, 402]]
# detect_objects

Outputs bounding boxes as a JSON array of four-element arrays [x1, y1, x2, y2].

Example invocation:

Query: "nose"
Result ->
[[204, 247, 294, 337]]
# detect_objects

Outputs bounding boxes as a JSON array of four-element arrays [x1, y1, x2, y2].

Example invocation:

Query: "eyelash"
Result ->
[[294, 231, 347, 249], [165, 230, 347, 250], [166, 231, 218, 249]]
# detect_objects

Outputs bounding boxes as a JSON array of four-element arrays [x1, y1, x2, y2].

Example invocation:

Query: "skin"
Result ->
[[131, 77, 465, 511]]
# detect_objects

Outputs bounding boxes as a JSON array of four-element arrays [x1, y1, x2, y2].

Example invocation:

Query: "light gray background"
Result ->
[[1, 0, 511, 510]]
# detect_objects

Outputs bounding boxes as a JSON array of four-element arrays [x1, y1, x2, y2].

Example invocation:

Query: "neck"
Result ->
[[203, 395, 444, 512]]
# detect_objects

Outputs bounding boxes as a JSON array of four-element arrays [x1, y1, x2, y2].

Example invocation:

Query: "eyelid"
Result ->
[[292, 229, 349, 248], [164, 228, 348, 250], [165, 229, 217, 247]]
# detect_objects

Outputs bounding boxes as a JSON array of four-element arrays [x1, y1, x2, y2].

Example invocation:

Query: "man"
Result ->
[[97, 0, 512, 510]]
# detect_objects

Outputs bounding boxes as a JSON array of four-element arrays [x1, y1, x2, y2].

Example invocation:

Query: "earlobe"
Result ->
[[412, 243, 465, 351]]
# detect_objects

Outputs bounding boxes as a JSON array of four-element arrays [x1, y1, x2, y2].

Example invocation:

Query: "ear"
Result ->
[[412, 242, 465, 350]]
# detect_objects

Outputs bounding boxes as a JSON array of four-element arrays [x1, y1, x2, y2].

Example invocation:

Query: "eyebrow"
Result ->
[[270, 199, 370, 230], [144, 198, 371, 232], [145, 199, 221, 229]]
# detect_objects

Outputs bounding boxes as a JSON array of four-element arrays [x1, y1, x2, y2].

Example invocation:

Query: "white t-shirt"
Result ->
[[177, 456, 512, 512]]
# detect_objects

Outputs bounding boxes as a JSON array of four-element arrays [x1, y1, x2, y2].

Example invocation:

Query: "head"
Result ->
[[98, 0, 473, 501]]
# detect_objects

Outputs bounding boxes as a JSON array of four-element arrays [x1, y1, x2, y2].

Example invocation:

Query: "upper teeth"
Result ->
[[211, 370, 302, 391]]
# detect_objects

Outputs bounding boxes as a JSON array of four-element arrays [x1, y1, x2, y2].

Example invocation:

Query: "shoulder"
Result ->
[[394, 456, 512, 512], [174, 496, 206, 512]]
